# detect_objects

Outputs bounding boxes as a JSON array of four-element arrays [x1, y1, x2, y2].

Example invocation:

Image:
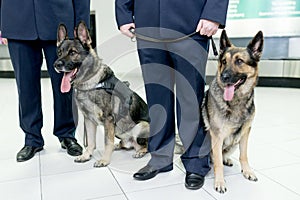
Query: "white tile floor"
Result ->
[[1, 77, 300, 200]]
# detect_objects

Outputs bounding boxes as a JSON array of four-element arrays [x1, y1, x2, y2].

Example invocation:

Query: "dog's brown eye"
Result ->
[[236, 59, 243, 65], [69, 50, 77, 56], [222, 59, 227, 65]]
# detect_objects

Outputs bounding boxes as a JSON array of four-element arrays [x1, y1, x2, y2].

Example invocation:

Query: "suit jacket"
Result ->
[[115, 0, 229, 38], [0, 0, 90, 40]]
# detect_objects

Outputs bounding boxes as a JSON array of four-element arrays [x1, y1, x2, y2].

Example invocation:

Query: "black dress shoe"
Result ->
[[16, 146, 43, 162], [133, 164, 173, 181], [185, 172, 205, 190], [61, 138, 83, 156]]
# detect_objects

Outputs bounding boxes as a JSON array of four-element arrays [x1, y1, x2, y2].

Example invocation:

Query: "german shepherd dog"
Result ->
[[54, 21, 150, 167], [202, 30, 263, 193]]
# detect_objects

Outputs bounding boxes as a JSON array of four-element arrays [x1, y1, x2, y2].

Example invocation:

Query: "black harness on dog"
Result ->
[[95, 74, 133, 118], [80, 74, 150, 148]]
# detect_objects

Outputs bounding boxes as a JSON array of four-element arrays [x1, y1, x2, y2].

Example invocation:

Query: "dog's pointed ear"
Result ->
[[247, 31, 264, 61], [219, 29, 232, 54], [57, 24, 68, 46], [76, 21, 92, 47]]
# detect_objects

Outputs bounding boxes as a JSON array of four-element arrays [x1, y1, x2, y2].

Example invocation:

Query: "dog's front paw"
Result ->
[[132, 148, 147, 158], [223, 158, 234, 167], [242, 169, 258, 181], [74, 152, 91, 163], [214, 180, 227, 193], [94, 159, 110, 167], [114, 143, 122, 151]]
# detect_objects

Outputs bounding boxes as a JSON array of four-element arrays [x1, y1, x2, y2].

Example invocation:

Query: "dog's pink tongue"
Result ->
[[224, 85, 235, 101], [61, 72, 72, 93]]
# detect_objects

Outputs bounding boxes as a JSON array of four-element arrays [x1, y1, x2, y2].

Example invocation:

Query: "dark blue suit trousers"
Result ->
[[1, 0, 90, 147], [137, 37, 211, 176], [8, 40, 76, 147]]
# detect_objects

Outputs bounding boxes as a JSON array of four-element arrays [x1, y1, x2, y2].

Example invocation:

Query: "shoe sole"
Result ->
[[184, 182, 204, 190], [133, 171, 159, 181], [61, 144, 82, 156], [16, 147, 43, 162], [133, 167, 173, 181]]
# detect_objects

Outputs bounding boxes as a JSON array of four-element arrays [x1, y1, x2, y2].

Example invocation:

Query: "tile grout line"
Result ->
[[85, 193, 126, 200], [38, 152, 43, 200], [124, 182, 186, 195], [107, 166, 130, 200], [232, 156, 300, 172], [257, 170, 300, 197], [123, 181, 218, 199], [202, 188, 218, 200], [272, 144, 300, 159]]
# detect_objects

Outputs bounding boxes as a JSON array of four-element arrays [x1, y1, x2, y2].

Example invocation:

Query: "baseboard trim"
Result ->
[[206, 76, 300, 88], [0, 71, 50, 78], [1, 71, 300, 88]]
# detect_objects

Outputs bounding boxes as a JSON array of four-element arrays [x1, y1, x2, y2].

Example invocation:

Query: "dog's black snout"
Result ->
[[54, 60, 64, 69], [221, 71, 231, 83]]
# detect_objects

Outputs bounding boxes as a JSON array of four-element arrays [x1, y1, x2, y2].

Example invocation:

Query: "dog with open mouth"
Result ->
[[202, 30, 264, 193], [54, 21, 150, 167]]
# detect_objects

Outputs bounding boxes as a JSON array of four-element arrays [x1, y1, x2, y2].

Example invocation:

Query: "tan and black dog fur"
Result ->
[[54, 21, 150, 167], [202, 30, 264, 193]]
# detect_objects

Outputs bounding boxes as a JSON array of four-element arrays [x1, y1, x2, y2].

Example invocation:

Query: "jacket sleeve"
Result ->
[[115, 0, 134, 28], [200, 0, 229, 28], [73, 0, 91, 28]]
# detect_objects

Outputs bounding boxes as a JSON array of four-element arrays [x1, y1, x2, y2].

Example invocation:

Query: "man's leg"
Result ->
[[8, 39, 44, 147], [169, 38, 211, 189], [139, 47, 176, 169], [133, 43, 175, 180], [42, 40, 82, 156], [8, 39, 44, 162]]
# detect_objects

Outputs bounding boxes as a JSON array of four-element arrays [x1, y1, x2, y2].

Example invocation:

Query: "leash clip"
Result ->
[[210, 36, 218, 57], [129, 27, 136, 42], [129, 27, 135, 34], [131, 37, 136, 42]]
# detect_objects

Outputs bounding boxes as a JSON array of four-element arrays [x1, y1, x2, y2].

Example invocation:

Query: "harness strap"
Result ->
[[94, 75, 115, 91], [95, 74, 133, 120]]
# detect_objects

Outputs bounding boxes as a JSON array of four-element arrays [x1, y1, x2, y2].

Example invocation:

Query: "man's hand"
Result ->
[[120, 23, 135, 38], [196, 19, 219, 37], [0, 38, 8, 45], [0, 31, 8, 45]]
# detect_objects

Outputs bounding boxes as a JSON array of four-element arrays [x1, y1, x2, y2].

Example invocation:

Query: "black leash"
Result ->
[[129, 28, 218, 56]]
